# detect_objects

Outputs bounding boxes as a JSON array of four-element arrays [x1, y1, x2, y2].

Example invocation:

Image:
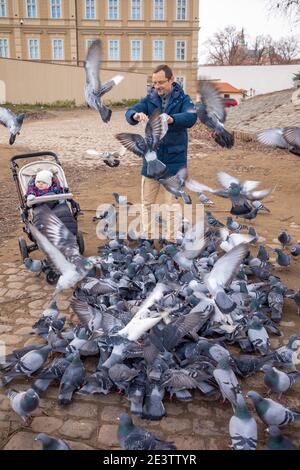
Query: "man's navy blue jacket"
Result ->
[[125, 82, 197, 178]]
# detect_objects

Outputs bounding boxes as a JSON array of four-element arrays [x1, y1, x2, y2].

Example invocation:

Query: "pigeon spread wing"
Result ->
[[145, 108, 168, 150], [217, 171, 240, 189], [256, 128, 288, 149], [85, 39, 102, 93], [197, 81, 226, 123], [283, 127, 300, 148], [115, 133, 147, 157], [33, 206, 79, 260]]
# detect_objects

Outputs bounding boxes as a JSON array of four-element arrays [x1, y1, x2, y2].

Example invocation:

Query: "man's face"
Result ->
[[152, 70, 173, 96]]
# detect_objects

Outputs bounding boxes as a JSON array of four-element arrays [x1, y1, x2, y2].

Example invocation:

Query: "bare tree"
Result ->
[[266, 0, 300, 23], [205, 25, 247, 65], [274, 36, 300, 63], [250, 35, 275, 64]]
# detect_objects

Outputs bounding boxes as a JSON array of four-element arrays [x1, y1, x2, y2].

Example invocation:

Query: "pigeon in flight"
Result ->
[[257, 126, 300, 156], [159, 167, 192, 204], [30, 206, 101, 299], [195, 81, 234, 149], [115, 108, 168, 178], [0, 106, 25, 145], [84, 39, 124, 123], [85, 149, 122, 167]]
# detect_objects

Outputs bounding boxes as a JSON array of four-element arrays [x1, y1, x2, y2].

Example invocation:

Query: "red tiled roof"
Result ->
[[213, 81, 243, 93]]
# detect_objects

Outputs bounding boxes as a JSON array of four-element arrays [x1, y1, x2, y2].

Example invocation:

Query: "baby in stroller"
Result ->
[[27, 169, 63, 198], [11, 151, 85, 284]]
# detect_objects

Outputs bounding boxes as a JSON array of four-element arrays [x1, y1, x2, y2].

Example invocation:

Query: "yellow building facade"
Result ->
[[0, 0, 199, 97]]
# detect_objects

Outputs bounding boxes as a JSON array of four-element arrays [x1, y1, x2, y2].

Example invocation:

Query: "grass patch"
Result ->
[[3, 100, 77, 113], [105, 98, 140, 108]]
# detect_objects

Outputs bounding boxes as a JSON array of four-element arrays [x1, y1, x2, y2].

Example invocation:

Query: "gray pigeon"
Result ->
[[247, 391, 300, 426], [7, 388, 39, 424], [0, 106, 25, 145], [118, 413, 177, 450], [213, 357, 241, 407], [24, 257, 43, 273], [159, 167, 191, 204], [116, 108, 168, 178], [58, 354, 85, 405], [35, 433, 71, 450], [261, 364, 300, 398], [229, 394, 257, 450], [257, 126, 300, 156], [84, 39, 124, 123], [247, 316, 270, 355], [196, 81, 234, 148], [274, 334, 299, 369], [266, 426, 297, 450], [30, 206, 101, 299]]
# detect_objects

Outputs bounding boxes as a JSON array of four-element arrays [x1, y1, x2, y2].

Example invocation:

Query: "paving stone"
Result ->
[[205, 437, 230, 451], [101, 406, 125, 422], [0, 288, 8, 297], [15, 318, 34, 325], [172, 436, 205, 451], [7, 283, 25, 290], [187, 403, 213, 417], [4, 431, 40, 450], [65, 440, 96, 450], [0, 334, 22, 346], [193, 419, 226, 436], [57, 300, 71, 310], [164, 402, 185, 416], [25, 285, 42, 292], [60, 419, 97, 439], [97, 424, 119, 448], [0, 325, 13, 334], [3, 269, 19, 275], [160, 417, 191, 433], [53, 401, 99, 419], [31, 416, 64, 434], [15, 326, 32, 335], [28, 299, 44, 310]]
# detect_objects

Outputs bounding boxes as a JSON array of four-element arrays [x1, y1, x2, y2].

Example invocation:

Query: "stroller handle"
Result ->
[[10, 151, 61, 168]]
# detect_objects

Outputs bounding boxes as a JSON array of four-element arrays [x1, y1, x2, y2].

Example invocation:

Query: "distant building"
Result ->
[[0, 0, 200, 98]]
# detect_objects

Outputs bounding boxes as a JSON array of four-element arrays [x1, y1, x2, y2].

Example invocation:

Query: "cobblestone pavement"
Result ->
[[1, 109, 300, 450]]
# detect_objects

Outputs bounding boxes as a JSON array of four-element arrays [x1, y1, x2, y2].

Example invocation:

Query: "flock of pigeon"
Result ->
[[0, 39, 300, 451]]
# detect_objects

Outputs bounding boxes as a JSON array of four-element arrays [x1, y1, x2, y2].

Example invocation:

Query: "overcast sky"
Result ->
[[198, 0, 299, 63]]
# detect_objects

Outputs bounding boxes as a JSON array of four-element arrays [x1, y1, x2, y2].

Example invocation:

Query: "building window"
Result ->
[[176, 76, 185, 89], [153, 0, 164, 20], [131, 0, 141, 20], [28, 38, 40, 59], [131, 40, 142, 61], [0, 0, 6, 17], [175, 40, 186, 60], [0, 38, 9, 57], [27, 0, 37, 18], [85, 0, 95, 19], [52, 38, 64, 60], [108, 0, 119, 20], [51, 0, 61, 19], [153, 39, 164, 61], [108, 39, 120, 60], [176, 0, 187, 20], [86, 39, 96, 52]]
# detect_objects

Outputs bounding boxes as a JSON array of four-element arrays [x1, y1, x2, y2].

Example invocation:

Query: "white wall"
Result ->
[[0, 80, 5, 104], [199, 64, 300, 96]]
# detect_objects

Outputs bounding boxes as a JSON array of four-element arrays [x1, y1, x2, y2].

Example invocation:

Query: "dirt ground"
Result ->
[[0, 109, 300, 450]]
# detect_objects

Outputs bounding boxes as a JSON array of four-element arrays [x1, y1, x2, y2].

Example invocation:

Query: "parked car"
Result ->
[[223, 98, 238, 107]]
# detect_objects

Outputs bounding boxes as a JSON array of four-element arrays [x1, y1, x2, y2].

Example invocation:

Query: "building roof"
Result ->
[[212, 81, 243, 94]]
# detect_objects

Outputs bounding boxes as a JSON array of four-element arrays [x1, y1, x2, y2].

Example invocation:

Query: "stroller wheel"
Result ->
[[77, 231, 85, 255], [18, 237, 28, 262], [45, 269, 59, 286]]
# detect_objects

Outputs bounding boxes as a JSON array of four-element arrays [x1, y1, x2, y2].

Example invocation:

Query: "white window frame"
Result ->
[[153, 0, 164, 20], [0, 38, 9, 58], [175, 40, 186, 60], [28, 38, 40, 59], [152, 39, 164, 61], [131, 0, 142, 20], [108, 39, 120, 61], [108, 0, 119, 20], [131, 39, 142, 61], [50, 0, 61, 19], [52, 38, 64, 60], [176, 76, 185, 90], [86, 38, 96, 52], [26, 0, 37, 18], [176, 0, 187, 20], [85, 0, 96, 19], [0, 0, 6, 17]]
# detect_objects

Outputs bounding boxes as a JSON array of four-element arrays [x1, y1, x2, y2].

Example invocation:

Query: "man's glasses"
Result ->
[[152, 79, 170, 86]]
